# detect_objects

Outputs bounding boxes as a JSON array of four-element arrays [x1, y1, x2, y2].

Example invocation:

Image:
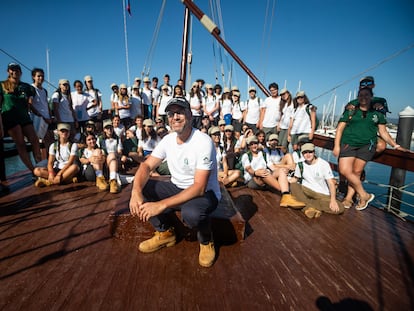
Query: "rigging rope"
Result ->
[[311, 43, 414, 102], [141, 0, 167, 77], [0, 48, 57, 90]]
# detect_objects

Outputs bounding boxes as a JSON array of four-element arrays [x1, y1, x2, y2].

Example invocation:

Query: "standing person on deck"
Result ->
[[141, 77, 154, 120], [187, 82, 205, 129], [278, 88, 294, 151], [288, 91, 317, 151], [243, 86, 261, 134], [0, 62, 42, 172], [52, 79, 78, 139], [31, 67, 55, 158], [345, 76, 390, 154], [258, 82, 281, 138], [129, 97, 220, 268], [84, 75, 103, 133], [333, 87, 407, 211], [71, 80, 93, 133]]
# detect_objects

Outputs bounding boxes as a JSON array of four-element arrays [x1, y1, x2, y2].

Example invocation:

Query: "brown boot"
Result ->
[[96, 176, 109, 191], [138, 228, 176, 253], [34, 177, 52, 188], [109, 179, 120, 194], [199, 241, 215, 267], [304, 207, 322, 219], [280, 194, 306, 209]]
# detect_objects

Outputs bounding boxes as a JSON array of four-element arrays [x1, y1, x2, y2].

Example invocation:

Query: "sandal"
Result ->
[[342, 199, 354, 209], [356, 193, 375, 211]]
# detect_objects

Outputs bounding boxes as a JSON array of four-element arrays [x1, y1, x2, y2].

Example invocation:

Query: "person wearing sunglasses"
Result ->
[[129, 97, 221, 268], [289, 143, 345, 219], [240, 135, 305, 208]]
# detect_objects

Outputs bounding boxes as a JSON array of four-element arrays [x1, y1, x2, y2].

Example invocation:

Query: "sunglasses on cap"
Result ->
[[360, 80, 373, 87]]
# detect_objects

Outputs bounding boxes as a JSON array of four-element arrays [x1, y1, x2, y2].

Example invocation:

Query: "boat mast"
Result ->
[[180, 6, 191, 90], [180, 0, 270, 97]]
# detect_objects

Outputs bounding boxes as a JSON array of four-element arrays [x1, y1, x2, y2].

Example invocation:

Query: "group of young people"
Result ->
[[1, 61, 409, 267]]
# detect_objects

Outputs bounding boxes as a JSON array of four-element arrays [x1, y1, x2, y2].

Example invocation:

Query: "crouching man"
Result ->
[[129, 97, 221, 267]]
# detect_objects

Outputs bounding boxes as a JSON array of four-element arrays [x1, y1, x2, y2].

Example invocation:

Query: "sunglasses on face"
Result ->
[[167, 110, 185, 118], [248, 142, 258, 146]]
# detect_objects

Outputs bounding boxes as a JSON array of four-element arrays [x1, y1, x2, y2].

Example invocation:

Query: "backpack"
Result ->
[[305, 104, 319, 130], [235, 150, 267, 175], [294, 149, 304, 184]]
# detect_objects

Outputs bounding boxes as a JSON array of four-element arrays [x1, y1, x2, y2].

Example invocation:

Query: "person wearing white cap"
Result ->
[[33, 123, 79, 187], [240, 135, 305, 208], [187, 81, 205, 129], [115, 84, 132, 128], [287, 90, 317, 151], [141, 77, 154, 119], [243, 86, 262, 133], [1, 62, 42, 172], [84, 75, 103, 133], [130, 85, 143, 120], [52, 79, 78, 139], [290, 143, 344, 218], [129, 97, 220, 267], [156, 85, 173, 124], [203, 84, 220, 125]]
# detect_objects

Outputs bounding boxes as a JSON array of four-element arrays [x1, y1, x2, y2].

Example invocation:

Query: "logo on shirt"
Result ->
[[203, 157, 210, 164]]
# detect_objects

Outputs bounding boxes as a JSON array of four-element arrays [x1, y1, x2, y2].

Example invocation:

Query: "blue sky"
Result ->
[[1, 0, 413, 120]]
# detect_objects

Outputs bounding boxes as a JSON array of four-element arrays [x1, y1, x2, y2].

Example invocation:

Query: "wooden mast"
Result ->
[[179, 5, 191, 90], [180, 0, 270, 97]]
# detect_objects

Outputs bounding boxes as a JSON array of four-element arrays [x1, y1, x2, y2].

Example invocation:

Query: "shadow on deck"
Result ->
[[0, 171, 413, 310]]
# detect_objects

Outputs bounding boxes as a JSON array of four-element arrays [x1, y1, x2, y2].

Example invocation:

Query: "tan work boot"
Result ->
[[304, 207, 322, 219], [34, 177, 52, 188], [109, 179, 120, 193], [138, 228, 176, 253], [199, 242, 215, 267], [280, 194, 306, 209], [96, 176, 109, 191]]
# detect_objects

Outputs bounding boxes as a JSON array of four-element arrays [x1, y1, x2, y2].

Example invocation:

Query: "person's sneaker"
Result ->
[[199, 241, 215, 267], [138, 228, 176, 253], [96, 176, 109, 191], [280, 194, 306, 209], [34, 177, 52, 188], [109, 179, 120, 194], [304, 207, 322, 219]]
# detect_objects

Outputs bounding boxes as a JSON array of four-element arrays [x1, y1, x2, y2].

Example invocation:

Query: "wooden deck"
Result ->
[[1, 171, 413, 310]]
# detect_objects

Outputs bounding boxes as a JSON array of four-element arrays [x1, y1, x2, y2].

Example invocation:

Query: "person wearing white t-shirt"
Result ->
[[259, 82, 282, 137], [241, 135, 305, 208], [129, 97, 220, 268], [156, 85, 173, 124], [243, 86, 261, 133], [31, 68, 55, 155], [141, 77, 154, 119], [288, 91, 317, 151], [203, 84, 220, 125], [290, 143, 344, 219], [71, 80, 94, 129]]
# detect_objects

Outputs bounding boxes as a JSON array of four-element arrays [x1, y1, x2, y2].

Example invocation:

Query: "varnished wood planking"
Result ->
[[0, 173, 413, 310]]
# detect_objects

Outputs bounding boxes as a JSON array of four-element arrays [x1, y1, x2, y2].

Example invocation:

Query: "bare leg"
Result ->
[[22, 124, 42, 163], [8, 125, 35, 171]]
